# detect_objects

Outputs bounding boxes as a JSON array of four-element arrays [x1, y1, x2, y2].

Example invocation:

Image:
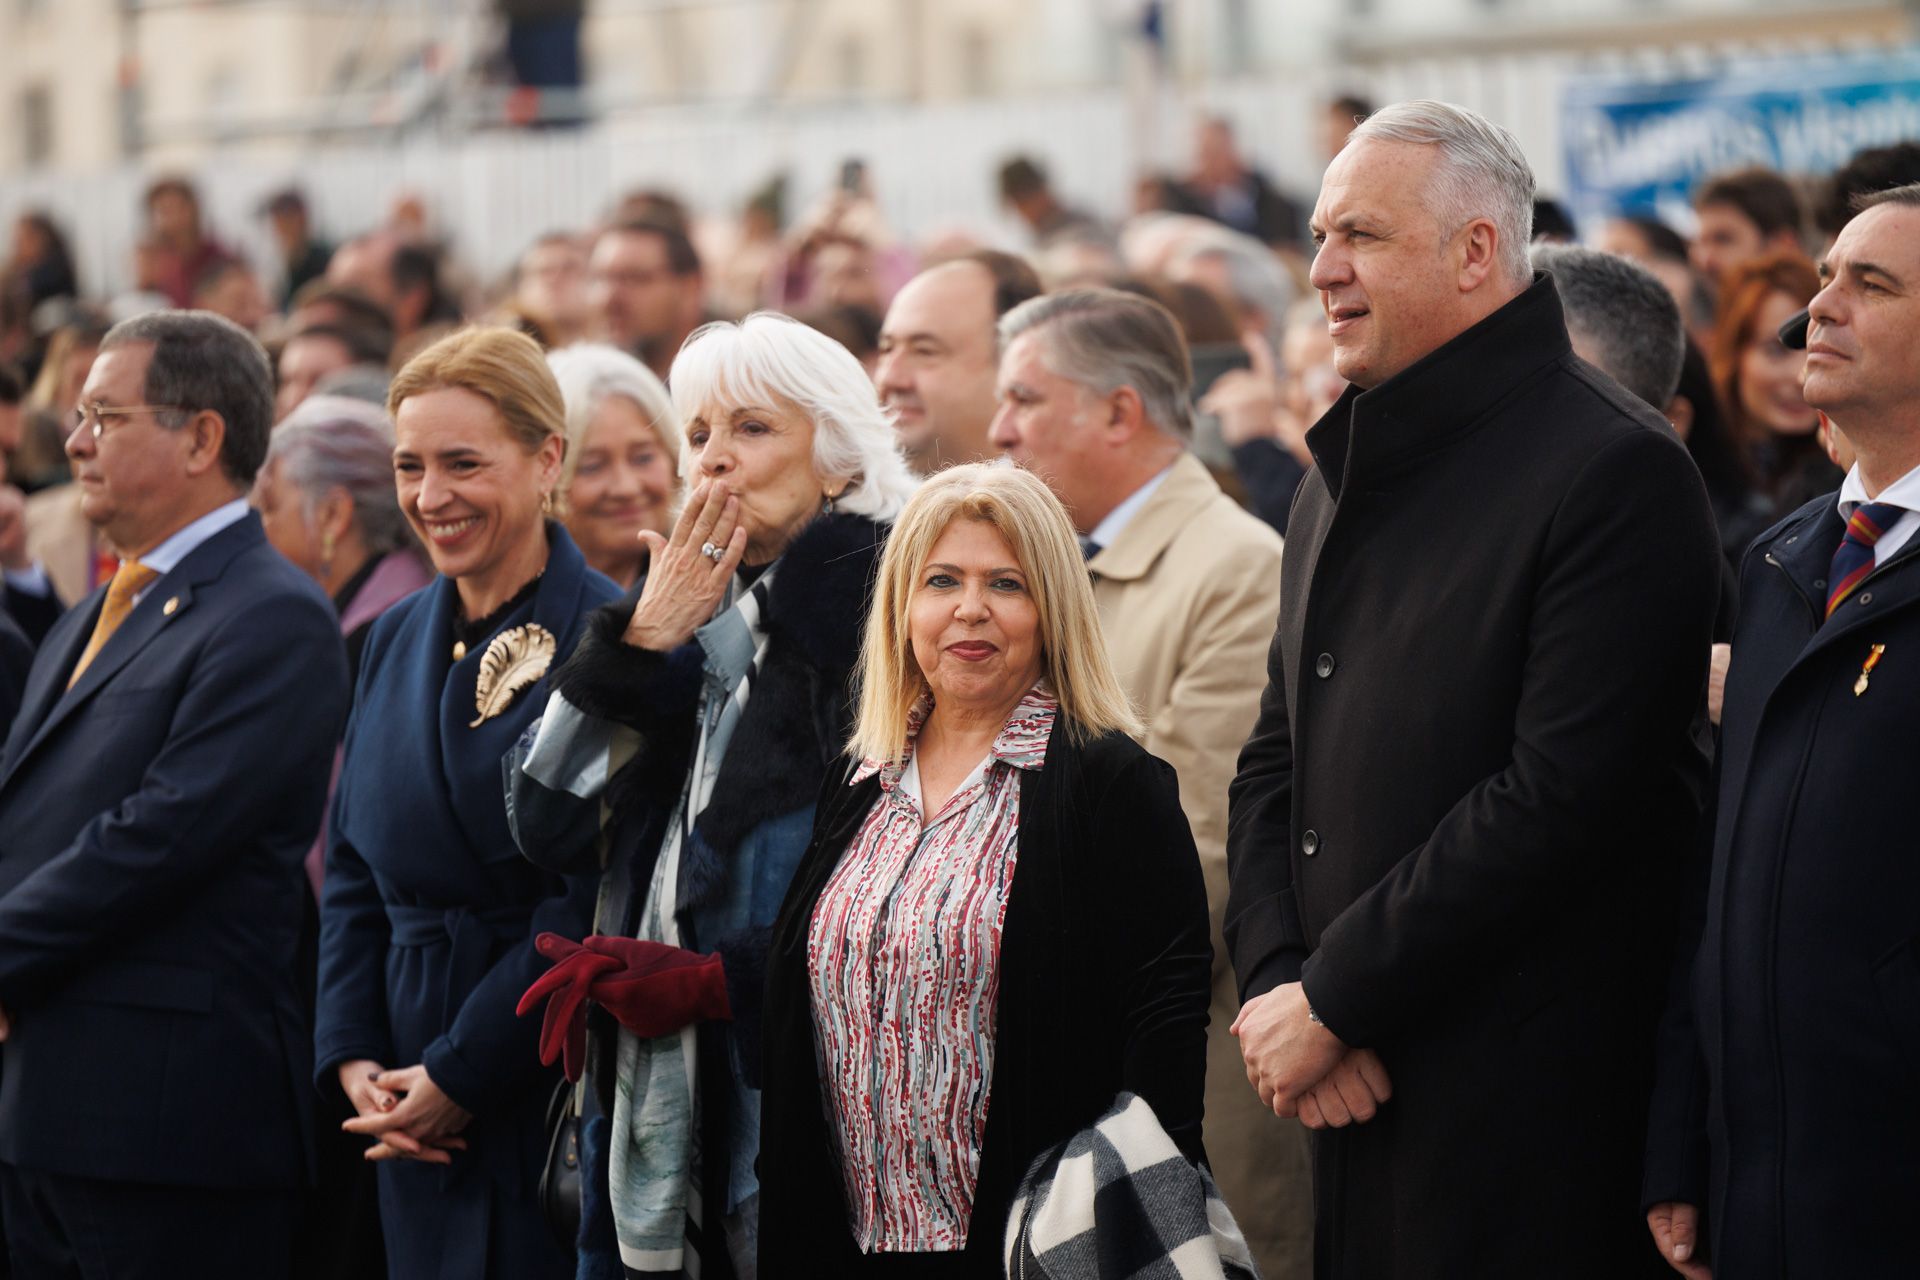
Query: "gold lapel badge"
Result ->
[[470, 623, 556, 727], [1854, 643, 1886, 697], [162, 597, 179, 616]]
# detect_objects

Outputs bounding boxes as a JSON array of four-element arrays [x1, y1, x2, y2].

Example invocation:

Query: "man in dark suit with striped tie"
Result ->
[[1644, 183, 1920, 1279], [0, 311, 348, 1277]]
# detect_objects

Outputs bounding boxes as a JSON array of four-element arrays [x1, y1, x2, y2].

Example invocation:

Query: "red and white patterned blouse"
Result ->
[[806, 683, 1058, 1253]]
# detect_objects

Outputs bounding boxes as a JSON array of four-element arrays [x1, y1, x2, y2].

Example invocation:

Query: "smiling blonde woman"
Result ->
[[315, 326, 622, 1280], [756, 463, 1211, 1276]]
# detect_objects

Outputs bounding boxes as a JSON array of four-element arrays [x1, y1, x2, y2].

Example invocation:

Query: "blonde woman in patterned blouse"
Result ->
[[756, 463, 1215, 1276]]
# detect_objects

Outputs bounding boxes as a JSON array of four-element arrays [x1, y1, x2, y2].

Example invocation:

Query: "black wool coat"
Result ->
[[1644, 492, 1920, 1278], [1225, 275, 1722, 1279], [757, 728, 1213, 1275]]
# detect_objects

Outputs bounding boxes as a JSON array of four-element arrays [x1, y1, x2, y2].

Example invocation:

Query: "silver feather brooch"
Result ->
[[469, 623, 557, 727]]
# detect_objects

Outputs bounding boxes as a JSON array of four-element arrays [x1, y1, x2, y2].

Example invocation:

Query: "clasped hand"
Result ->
[[338, 1060, 472, 1165], [1232, 982, 1392, 1129]]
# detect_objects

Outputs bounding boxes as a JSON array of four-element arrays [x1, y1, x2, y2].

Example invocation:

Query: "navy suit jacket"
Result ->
[[0, 511, 348, 1189], [0, 610, 30, 733]]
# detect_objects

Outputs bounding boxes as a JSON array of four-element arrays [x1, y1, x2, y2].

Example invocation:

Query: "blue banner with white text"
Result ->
[[1561, 49, 1920, 229]]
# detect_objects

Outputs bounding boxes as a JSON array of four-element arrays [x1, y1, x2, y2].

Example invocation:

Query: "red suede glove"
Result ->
[[517, 933, 733, 1082]]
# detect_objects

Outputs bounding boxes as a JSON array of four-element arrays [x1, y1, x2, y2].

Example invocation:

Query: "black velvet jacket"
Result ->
[[756, 727, 1213, 1273]]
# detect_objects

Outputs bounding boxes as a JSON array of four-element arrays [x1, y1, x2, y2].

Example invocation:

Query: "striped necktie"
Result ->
[[69, 560, 160, 687], [1826, 501, 1905, 618]]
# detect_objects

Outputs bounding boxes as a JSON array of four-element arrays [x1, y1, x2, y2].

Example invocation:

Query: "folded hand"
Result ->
[[342, 1063, 472, 1165], [1231, 982, 1346, 1118], [1296, 1048, 1392, 1129]]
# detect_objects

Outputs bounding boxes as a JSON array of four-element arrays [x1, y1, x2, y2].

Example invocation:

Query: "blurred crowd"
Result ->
[[6, 101, 1915, 601], [0, 88, 1917, 1280]]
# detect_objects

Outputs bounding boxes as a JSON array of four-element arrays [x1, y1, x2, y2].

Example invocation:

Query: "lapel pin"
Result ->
[[162, 597, 179, 617], [1854, 643, 1885, 697]]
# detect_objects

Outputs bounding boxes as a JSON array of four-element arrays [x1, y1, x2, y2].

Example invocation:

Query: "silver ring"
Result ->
[[701, 541, 723, 562]]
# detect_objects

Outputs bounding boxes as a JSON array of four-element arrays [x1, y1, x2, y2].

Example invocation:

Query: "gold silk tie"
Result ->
[[68, 561, 160, 688]]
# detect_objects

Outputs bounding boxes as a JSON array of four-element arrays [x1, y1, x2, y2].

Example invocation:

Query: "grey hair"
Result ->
[[997, 288, 1193, 438], [1854, 180, 1920, 215], [545, 343, 683, 493], [1531, 244, 1684, 409], [100, 309, 274, 484], [1170, 227, 1297, 331], [668, 312, 918, 521], [266, 397, 417, 558], [1349, 100, 1537, 284]]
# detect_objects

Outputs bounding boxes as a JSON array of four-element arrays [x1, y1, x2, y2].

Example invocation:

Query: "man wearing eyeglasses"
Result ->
[[0, 311, 348, 1276]]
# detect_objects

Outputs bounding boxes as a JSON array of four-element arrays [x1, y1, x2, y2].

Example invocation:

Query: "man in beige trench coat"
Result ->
[[991, 287, 1309, 1278]]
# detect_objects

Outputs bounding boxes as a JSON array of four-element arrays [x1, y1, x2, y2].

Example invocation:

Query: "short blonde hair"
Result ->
[[388, 325, 568, 502], [850, 463, 1139, 763], [546, 342, 682, 493]]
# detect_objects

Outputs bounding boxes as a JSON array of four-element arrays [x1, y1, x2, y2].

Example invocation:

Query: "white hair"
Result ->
[[667, 312, 918, 522], [1349, 100, 1537, 284], [545, 342, 683, 493]]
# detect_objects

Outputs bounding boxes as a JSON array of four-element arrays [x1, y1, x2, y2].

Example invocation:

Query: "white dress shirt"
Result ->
[[1837, 461, 1920, 567], [1086, 464, 1176, 553]]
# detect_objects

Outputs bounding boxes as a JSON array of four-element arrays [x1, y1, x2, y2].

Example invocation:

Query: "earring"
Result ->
[[823, 489, 838, 517], [319, 530, 335, 580], [540, 490, 555, 518]]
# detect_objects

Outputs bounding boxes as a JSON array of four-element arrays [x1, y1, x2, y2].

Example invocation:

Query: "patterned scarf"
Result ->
[[613, 566, 776, 1277]]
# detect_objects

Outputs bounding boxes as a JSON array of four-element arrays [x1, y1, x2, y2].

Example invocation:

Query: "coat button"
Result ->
[[1813, 579, 1826, 589], [1302, 830, 1320, 857], [1315, 653, 1335, 679], [1860, 592, 1874, 605]]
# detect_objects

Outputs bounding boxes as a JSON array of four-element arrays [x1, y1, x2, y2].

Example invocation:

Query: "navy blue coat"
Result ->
[[315, 524, 616, 1280], [0, 512, 347, 1189], [1645, 493, 1920, 1277]]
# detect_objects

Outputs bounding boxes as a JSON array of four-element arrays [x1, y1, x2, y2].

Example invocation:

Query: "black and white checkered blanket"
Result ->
[[1002, 1093, 1262, 1279]]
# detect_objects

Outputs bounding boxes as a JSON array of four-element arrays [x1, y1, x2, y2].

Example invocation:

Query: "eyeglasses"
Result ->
[[72, 401, 186, 441]]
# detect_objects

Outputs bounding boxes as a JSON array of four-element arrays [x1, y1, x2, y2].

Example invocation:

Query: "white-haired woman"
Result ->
[[755, 464, 1213, 1275], [547, 343, 682, 590], [510, 312, 918, 1279]]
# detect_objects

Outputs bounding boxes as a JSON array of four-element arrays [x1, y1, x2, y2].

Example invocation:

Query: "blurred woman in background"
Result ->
[[1709, 251, 1836, 519], [546, 343, 681, 590], [257, 397, 432, 684]]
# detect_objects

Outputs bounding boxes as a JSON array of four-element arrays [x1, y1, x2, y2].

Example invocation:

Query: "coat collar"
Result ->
[[338, 550, 433, 637], [852, 683, 1059, 787], [1754, 491, 1920, 654], [342, 522, 611, 867], [1307, 273, 1572, 502], [1088, 453, 1222, 582]]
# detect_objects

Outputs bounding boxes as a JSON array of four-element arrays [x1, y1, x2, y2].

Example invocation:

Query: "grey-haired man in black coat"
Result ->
[[1225, 100, 1721, 1278]]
